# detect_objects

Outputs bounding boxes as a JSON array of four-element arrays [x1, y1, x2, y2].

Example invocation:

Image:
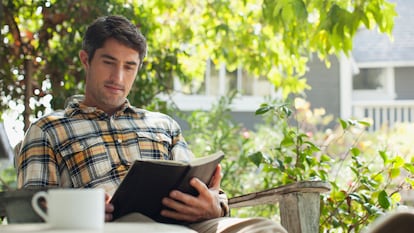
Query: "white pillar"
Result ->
[[339, 53, 354, 119]]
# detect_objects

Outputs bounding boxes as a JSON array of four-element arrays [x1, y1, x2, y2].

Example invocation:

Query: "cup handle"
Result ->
[[31, 191, 49, 221]]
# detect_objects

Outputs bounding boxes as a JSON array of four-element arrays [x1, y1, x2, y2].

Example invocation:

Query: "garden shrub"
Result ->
[[182, 96, 414, 232]]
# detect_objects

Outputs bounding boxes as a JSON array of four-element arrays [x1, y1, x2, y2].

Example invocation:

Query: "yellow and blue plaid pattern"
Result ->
[[16, 100, 193, 195]]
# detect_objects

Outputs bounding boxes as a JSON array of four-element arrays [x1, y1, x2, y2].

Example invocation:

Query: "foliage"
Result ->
[[0, 0, 189, 128], [318, 122, 414, 232], [179, 93, 281, 217], [0, 0, 396, 130], [246, 99, 414, 232], [252, 100, 329, 183], [178, 91, 254, 196], [183, 96, 414, 232], [0, 164, 16, 224], [0, 164, 16, 191]]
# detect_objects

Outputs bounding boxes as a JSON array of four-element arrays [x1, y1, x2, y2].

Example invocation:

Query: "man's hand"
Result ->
[[160, 164, 224, 222], [105, 193, 114, 222]]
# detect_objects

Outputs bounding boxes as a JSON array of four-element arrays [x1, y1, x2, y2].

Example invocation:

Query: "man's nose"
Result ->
[[110, 65, 124, 82]]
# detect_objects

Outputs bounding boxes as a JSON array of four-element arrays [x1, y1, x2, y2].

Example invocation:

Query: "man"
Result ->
[[16, 15, 286, 233]]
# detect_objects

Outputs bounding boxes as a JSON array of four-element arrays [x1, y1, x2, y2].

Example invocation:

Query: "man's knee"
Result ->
[[189, 217, 287, 233]]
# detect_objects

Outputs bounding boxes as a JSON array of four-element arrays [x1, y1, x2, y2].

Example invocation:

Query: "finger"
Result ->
[[190, 177, 215, 198], [105, 202, 114, 212], [162, 197, 193, 214], [165, 190, 199, 211], [105, 213, 113, 222], [105, 193, 112, 203], [105, 203, 114, 222], [208, 164, 222, 190]]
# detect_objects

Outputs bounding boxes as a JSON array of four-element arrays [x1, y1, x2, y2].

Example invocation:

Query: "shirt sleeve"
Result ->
[[169, 118, 194, 162], [16, 123, 60, 188]]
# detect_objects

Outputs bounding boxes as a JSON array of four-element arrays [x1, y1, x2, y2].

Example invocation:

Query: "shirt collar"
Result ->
[[64, 97, 141, 118]]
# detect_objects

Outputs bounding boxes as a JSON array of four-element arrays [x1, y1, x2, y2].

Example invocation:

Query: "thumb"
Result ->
[[208, 164, 222, 190]]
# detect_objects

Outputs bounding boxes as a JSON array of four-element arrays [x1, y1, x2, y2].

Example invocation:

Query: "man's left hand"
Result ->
[[160, 164, 224, 222]]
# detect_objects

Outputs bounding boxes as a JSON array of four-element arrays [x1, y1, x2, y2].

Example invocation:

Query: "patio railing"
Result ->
[[352, 100, 414, 131]]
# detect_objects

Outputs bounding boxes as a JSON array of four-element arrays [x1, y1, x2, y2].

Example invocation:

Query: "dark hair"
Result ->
[[82, 15, 147, 67]]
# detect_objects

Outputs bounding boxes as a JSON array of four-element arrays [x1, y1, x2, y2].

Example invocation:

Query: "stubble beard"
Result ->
[[101, 92, 125, 111]]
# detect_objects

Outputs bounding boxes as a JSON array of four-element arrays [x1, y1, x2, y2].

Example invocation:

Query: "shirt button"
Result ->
[[117, 139, 122, 144]]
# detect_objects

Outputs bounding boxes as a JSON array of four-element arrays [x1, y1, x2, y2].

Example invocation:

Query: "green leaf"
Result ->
[[284, 155, 293, 164], [393, 156, 405, 168], [248, 151, 264, 167], [320, 154, 332, 162], [280, 136, 295, 147], [378, 190, 391, 209], [350, 167, 359, 175], [292, 0, 307, 20], [371, 173, 384, 183], [379, 150, 388, 163], [279, 104, 292, 117], [403, 163, 414, 174], [274, 158, 285, 171], [349, 193, 362, 202], [357, 120, 371, 127], [255, 104, 273, 115], [350, 147, 361, 156], [338, 118, 348, 129], [390, 168, 400, 179]]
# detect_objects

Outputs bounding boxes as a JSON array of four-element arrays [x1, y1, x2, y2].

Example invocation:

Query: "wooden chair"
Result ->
[[229, 180, 330, 233]]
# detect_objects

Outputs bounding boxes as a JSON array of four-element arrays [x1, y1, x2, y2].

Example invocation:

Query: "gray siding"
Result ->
[[304, 55, 341, 119], [231, 111, 264, 130], [352, 0, 414, 63]]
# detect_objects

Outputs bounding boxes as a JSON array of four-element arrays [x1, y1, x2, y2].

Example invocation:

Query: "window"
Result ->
[[353, 68, 385, 90], [352, 67, 395, 101], [166, 59, 277, 112], [203, 60, 274, 97]]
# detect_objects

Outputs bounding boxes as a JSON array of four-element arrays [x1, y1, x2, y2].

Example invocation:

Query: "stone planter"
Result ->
[[0, 189, 44, 223]]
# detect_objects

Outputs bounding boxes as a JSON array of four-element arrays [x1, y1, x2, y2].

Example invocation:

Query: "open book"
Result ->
[[110, 151, 225, 223]]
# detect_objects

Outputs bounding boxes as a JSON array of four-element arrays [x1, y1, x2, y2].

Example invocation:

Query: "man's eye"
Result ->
[[103, 60, 113, 65]]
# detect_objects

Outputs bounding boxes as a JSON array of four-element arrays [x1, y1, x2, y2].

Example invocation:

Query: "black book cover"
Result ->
[[110, 151, 225, 223]]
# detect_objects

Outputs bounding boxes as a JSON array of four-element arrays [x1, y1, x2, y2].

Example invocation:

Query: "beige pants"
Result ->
[[116, 213, 287, 233], [363, 209, 414, 233]]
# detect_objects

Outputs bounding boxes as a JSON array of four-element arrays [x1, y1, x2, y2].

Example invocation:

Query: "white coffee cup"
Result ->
[[31, 188, 105, 229]]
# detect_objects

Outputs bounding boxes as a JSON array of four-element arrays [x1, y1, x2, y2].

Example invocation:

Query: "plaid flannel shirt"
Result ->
[[16, 100, 193, 195]]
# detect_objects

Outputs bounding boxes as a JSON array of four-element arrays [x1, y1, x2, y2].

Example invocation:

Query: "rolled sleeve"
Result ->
[[169, 119, 194, 162], [17, 124, 60, 188]]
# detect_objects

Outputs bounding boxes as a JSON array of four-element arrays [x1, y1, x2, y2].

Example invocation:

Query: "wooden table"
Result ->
[[0, 222, 196, 233]]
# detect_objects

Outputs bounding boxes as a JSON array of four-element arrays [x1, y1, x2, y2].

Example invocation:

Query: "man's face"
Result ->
[[79, 38, 140, 114]]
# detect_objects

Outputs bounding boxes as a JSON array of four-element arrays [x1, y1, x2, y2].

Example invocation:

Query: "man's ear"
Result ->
[[79, 50, 89, 69]]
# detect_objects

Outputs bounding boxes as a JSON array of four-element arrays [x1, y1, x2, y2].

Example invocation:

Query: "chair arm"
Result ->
[[228, 180, 331, 233]]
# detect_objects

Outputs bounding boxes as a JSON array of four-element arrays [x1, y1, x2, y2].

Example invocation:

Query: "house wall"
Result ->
[[395, 67, 414, 100], [174, 55, 343, 132], [230, 111, 265, 130], [303, 55, 341, 119]]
